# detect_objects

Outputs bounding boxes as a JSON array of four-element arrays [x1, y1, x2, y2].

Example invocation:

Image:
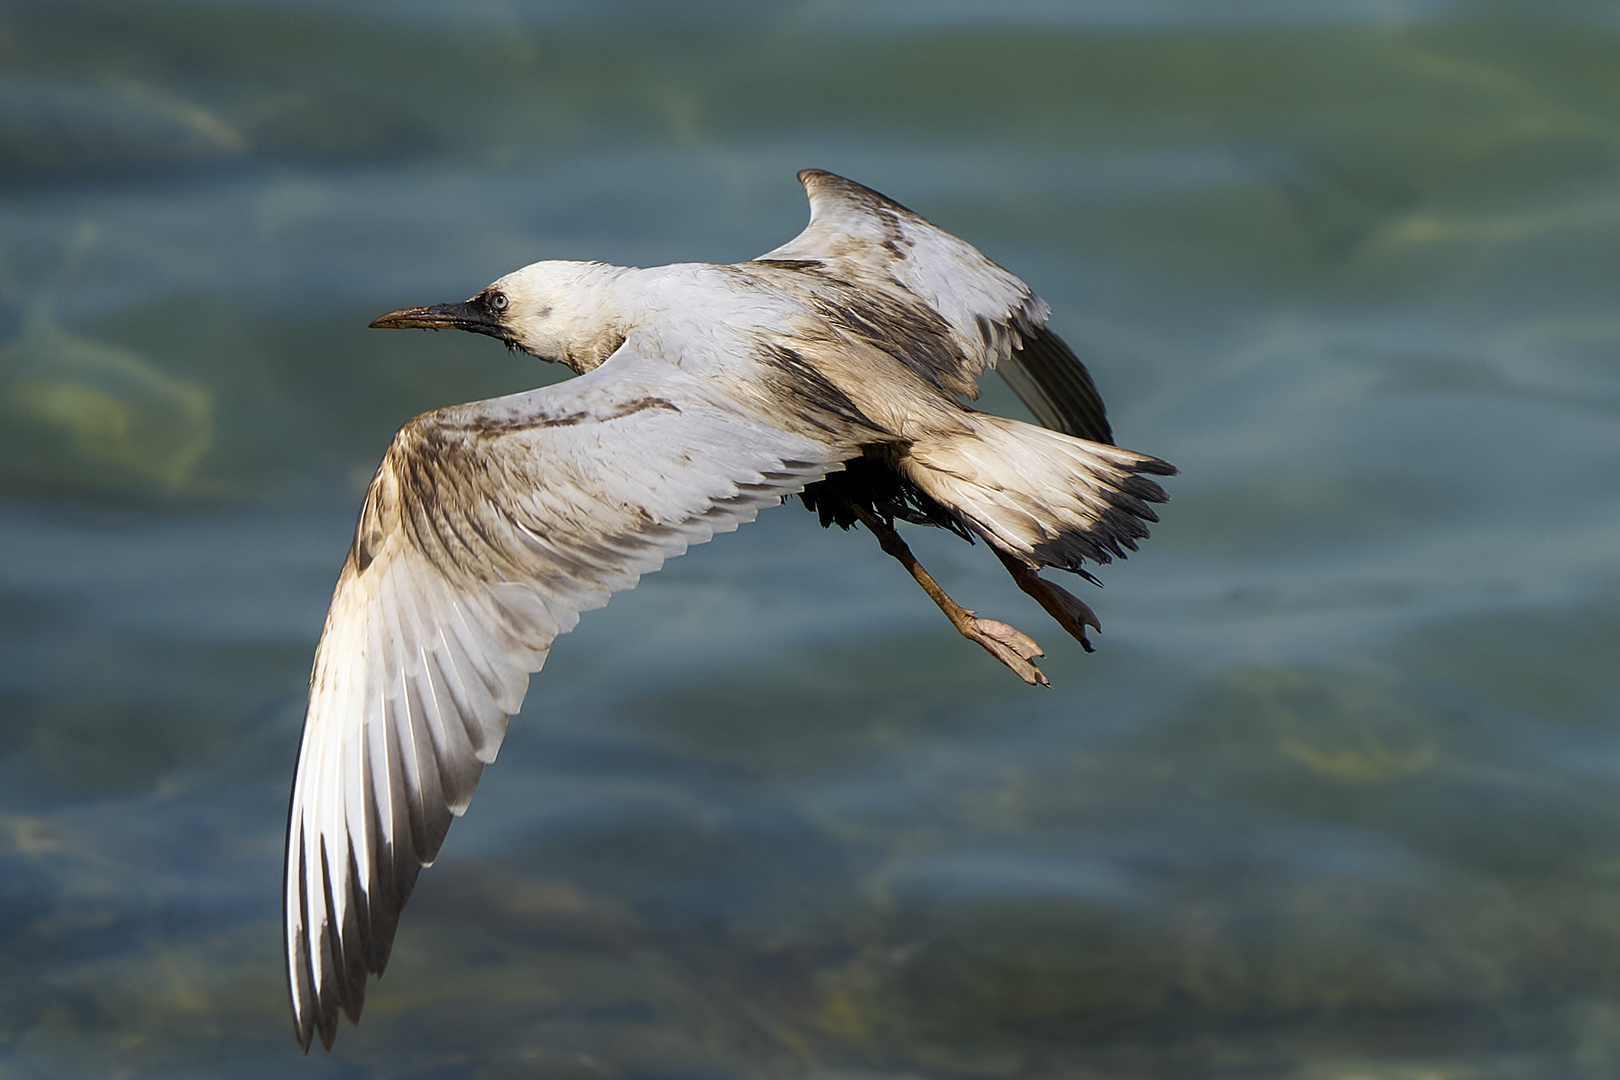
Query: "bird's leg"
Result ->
[[844, 502, 1048, 686], [991, 546, 1101, 654]]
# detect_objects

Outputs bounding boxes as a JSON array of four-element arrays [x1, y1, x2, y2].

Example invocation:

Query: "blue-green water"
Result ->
[[3, 1, 1620, 1076]]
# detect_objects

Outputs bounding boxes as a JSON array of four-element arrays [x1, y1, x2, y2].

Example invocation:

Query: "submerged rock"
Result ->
[[0, 285, 213, 495]]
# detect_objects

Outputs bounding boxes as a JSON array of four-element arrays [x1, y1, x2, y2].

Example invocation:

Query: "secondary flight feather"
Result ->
[[285, 169, 1175, 1050]]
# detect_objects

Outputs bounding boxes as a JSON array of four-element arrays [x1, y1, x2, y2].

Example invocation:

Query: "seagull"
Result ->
[[284, 169, 1175, 1050]]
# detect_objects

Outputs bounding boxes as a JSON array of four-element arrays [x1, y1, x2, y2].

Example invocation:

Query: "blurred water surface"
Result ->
[[2, 0, 1619, 1076]]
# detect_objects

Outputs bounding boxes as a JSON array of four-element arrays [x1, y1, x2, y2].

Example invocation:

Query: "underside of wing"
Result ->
[[757, 169, 1115, 442], [285, 348, 841, 1051], [999, 324, 1114, 445]]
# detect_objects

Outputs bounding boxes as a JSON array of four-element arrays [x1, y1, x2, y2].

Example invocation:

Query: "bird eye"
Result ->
[[488, 291, 509, 312]]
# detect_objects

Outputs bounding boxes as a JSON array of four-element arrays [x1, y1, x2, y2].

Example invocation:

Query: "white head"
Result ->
[[369, 260, 628, 373]]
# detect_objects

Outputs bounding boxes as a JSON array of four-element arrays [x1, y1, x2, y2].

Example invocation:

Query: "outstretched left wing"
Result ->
[[285, 345, 841, 1050]]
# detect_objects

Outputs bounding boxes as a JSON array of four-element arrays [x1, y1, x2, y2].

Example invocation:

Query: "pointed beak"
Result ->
[[369, 300, 507, 341]]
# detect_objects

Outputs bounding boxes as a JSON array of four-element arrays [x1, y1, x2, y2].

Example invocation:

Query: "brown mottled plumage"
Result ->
[[285, 169, 1174, 1052]]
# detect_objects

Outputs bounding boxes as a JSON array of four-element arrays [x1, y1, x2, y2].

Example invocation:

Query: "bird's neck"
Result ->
[[552, 263, 634, 374]]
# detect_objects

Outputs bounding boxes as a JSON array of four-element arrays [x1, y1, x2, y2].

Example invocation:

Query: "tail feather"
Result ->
[[897, 414, 1174, 574]]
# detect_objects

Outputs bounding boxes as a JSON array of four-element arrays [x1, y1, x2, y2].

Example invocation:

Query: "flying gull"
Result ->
[[285, 169, 1176, 1050]]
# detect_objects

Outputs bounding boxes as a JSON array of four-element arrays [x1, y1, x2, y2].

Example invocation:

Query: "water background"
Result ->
[[3, 1, 1619, 1076]]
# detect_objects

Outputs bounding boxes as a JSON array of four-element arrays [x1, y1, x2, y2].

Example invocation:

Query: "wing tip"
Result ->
[[289, 962, 366, 1053], [795, 169, 911, 215]]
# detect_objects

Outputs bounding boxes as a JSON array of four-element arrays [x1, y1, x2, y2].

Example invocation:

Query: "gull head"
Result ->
[[369, 260, 624, 371]]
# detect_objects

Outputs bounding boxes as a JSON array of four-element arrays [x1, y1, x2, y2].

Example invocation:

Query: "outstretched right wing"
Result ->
[[285, 345, 841, 1051], [757, 169, 1114, 443]]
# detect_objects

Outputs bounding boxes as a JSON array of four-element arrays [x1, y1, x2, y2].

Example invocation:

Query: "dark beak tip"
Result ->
[[369, 304, 453, 331], [369, 307, 415, 330]]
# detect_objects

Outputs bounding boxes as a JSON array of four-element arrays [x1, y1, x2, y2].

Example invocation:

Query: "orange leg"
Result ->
[[846, 503, 1048, 687], [991, 547, 1101, 653]]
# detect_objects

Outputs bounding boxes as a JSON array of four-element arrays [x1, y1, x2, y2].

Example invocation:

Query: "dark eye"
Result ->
[[488, 291, 508, 312]]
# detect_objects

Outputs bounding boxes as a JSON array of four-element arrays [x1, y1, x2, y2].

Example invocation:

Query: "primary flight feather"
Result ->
[[285, 169, 1175, 1050]]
